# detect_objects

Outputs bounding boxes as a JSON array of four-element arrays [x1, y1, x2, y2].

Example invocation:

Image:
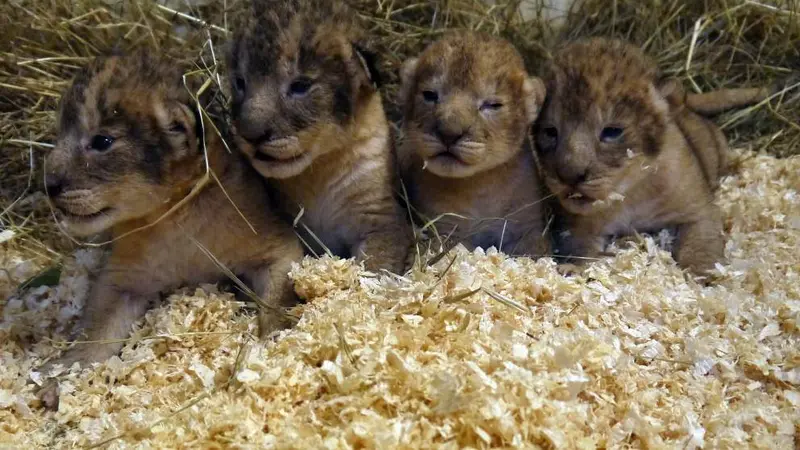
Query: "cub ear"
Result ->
[[522, 76, 546, 124], [652, 77, 683, 113], [153, 100, 201, 157], [352, 43, 382, 88], [400, 57, 418, 87], [656, 77, 682, 98], [398, 57, 419, 105]]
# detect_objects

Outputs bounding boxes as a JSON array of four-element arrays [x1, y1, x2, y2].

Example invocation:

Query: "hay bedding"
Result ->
[[0, 149, 796, 448], [1, 0, 800, 448]]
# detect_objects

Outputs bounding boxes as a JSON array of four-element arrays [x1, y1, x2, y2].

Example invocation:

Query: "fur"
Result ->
[[535, 37, 767, 276], [398, 32, 550, 256], [228, 0, 410, 273], [38, 52, 303, 408]]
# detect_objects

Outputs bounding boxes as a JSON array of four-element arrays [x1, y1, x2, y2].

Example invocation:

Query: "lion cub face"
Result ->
[[45, 54, 203, 236], [228, 0, 376, 179], [400, 32, 545, 178], [535, 38, 670, 215]]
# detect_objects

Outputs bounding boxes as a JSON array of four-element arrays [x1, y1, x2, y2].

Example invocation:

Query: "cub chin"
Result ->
[[535, 37, 768, 277], [227, 0, 410, 274], [397, 31, 550, 257], [38, 52, 303, 408]]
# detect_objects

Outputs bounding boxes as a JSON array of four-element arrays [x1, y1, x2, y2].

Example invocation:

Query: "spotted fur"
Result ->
[[228, 0, 410, 273], [38, 52, 303, 409], [535, 37, 765, 276], [398, 32, 550, 256]]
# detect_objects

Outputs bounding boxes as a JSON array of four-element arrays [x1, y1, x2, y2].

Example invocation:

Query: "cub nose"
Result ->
[[44, 175, 64, 198], [239, 124, 274, 146], [249, 129, 274, 146], [236, 112, 275, 145], [434, 123, 464, 147], [556, 165, 588, 186]]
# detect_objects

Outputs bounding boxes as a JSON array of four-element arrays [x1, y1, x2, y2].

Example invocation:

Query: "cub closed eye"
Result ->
[[422, 90, 439, 104], [600, 126, 624, 142], [289, 78, 313, 96], [234, 77, 246, 93], [169, 122, 187, 133], [480, 100, 504, 112], [89, 135, 115, 152], [537, 126, 559, 152]]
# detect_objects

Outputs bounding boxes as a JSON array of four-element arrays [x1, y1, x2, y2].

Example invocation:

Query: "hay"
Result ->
[[1, 0, 798, 252], [1, 0, 799, 448]]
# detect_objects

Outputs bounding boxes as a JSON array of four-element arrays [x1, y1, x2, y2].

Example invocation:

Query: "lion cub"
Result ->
[[398, 32, 550, 257], [535, 37, 767, 275], [227, 0, 410, 273], [39, 52, 303, 396]]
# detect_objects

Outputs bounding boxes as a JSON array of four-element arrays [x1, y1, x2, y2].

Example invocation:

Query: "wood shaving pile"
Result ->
[[1, 149, 798, 448]]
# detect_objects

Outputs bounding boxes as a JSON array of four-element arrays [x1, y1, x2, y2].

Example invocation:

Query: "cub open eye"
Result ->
[[89, 135, 115, 152], [234, 76, 246, 93], [289, 77, 313, 96], [600, 126, 624, 143], [422, 90, 439, 104], [480, 100, 504, 112]]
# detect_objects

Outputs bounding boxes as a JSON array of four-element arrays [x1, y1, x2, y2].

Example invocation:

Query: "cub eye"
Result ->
[[89, 135, 115, 152], [600, 126, 624, 143], [542, 126, 558, 139], [169, 122, 187, 133], [537, 126, 558, 151], [234, 76, 246, 93], [422, 90, 439, 104], [480, 100, 504, 112], [289, 78, 313, 96]]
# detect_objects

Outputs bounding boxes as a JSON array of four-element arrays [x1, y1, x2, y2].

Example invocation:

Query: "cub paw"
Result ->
[[257, 310, 295, 338], [676, 246, 724, 281], [556, 262, 585, 277], [36, 379, 61, 411]]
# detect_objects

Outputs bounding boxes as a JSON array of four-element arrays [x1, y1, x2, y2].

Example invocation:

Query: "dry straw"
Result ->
[[0, 0, 799, 448], [1, 0, 798, 265]]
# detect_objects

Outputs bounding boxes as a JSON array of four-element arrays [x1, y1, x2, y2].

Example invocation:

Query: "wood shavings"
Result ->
[[0, 150, 798, 448]]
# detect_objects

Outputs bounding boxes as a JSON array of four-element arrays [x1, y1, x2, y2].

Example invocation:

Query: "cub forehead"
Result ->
[[551, 37, 657, 85], [414, 32, 527, 91], [234, 0, 358, 72], [60, 53, 185, 130], [546, 37, 660, 116]]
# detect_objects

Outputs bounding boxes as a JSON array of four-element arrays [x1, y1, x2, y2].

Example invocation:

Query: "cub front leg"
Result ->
[[674, 206, 725, 277], [508, 225, 552, 257], [249, 243, 303, 338], [553, 228, 606, 276], [352, 219, 412, 274], [37, 274, 152, 409]]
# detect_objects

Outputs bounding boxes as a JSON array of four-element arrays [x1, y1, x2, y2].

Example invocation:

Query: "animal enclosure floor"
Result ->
[[1, 149, 798, 448]]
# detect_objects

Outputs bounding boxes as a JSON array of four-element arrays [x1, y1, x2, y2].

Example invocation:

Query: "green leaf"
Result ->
[[18, 265, 62, 291]]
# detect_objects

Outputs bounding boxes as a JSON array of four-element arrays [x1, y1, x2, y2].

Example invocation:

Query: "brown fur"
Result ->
[[398, 32, 550, 256], [228, 0, 410, 273], [535, 37, 764, 276], [38, 53, 303, 407]]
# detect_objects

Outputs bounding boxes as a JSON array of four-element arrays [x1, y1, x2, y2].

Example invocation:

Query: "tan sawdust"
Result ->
[[0, 148, 797, 448]]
